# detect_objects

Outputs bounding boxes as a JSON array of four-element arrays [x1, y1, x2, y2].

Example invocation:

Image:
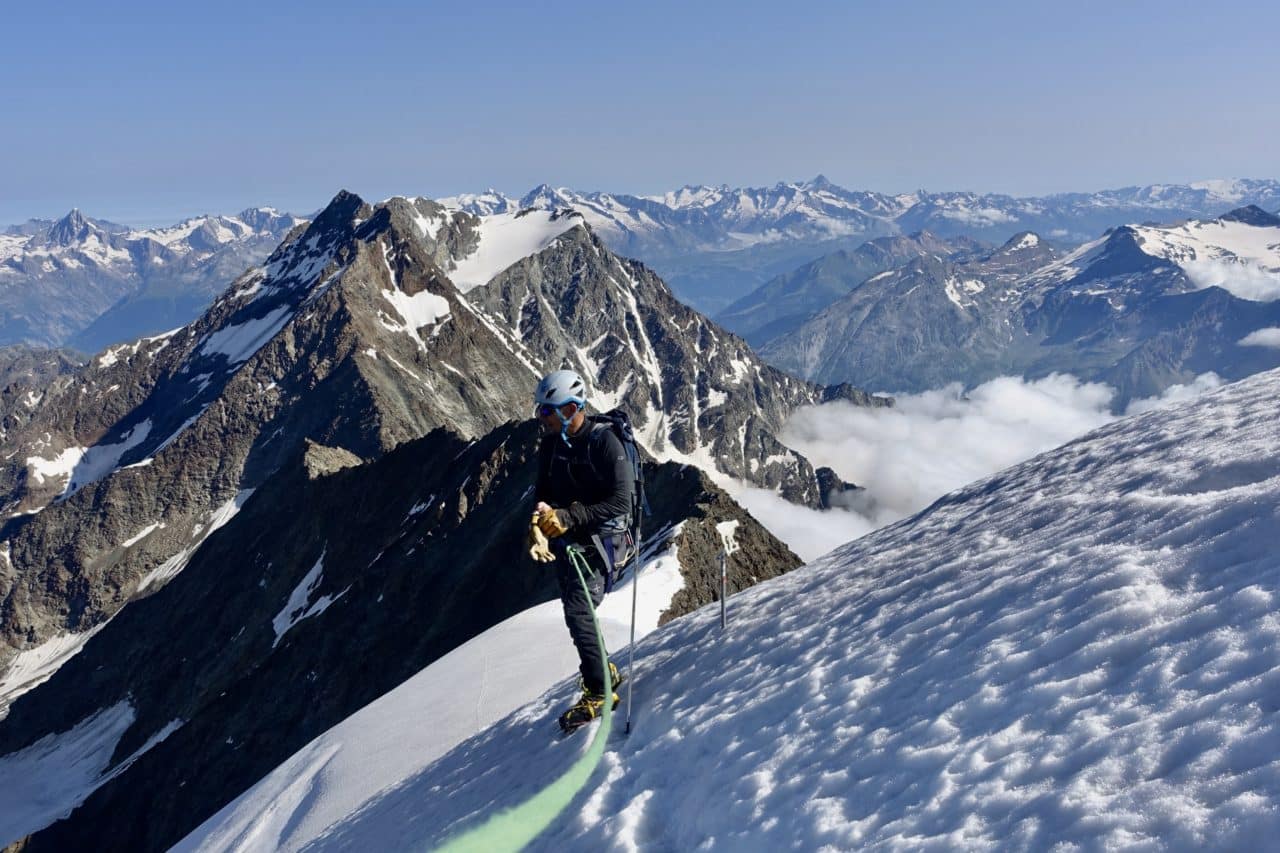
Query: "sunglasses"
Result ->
[[537, 402, 577, 418]]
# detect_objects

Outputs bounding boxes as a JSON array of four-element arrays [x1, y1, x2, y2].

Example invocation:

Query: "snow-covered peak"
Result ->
[[1020, 207, 1280, 302], [1126, 212, 1280, 300], [1, 206, 303, 272], [643, 184, 730, 209], [1132, 217, 1280, 268], [124, 211, 298, 250], [127, 216, 222, 248], [518, 183, 578, 210]]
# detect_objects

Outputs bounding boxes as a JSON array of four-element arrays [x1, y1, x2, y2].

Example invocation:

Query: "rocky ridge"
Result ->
[[0, 419, 801, 852]]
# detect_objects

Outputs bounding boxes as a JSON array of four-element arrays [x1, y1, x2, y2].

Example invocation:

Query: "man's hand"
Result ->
[[535, 505, 570, 539], [528, 512, 555, 562]]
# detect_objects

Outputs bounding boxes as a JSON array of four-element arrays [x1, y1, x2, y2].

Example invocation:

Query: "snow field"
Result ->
[[447, 211, 584, 292], [0, 626, 109, 716], [24, 419, 153, 501], [309, 369, 1280, 851], [0, 702, 135, 844]]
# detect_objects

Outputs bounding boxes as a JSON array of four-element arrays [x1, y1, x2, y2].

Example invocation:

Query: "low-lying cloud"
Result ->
[[1185, 258, 1280, 302], [1239, 327, 1280, 349], [1124, 373, 1223, 415], [731, 373, 1223, 563]]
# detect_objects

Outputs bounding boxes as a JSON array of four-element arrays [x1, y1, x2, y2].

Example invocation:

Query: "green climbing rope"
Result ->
[[433, 545, 612, 853]]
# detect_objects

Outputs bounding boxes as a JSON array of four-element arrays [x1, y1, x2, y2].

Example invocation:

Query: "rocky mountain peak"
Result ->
[[1075, 225, 1165, 283], [311, 190, 372, 235], [1218, 204, 1280, 228], [996, 231, 1042, 253], [44, 208, 95, 246], [235, 207, 295, 232]]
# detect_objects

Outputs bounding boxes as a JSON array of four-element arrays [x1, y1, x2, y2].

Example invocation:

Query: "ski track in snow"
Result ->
[[295, 369, 1280, 852]]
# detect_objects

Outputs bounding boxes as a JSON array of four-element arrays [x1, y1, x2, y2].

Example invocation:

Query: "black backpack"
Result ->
[[587, 409, 649, 590]]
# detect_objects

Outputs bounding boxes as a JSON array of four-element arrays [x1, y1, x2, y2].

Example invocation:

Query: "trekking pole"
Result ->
[[718, 522, 738, 631], [625, 555, 638, 734], [719, 550, 727, 629], [625, 526, 642, 734]]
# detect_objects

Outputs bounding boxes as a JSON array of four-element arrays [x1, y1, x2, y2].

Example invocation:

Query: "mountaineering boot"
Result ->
[[558, 688, 621, 734], [577, 661, 625, 695]]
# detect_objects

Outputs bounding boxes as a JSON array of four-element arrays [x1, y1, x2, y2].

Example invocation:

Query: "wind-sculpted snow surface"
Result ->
[[310, 369, 1280, 851]]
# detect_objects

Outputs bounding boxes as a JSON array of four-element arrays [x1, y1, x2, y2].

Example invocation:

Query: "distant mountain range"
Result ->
[[5, 178, 1277, 352], [445, 177, 1280, 313], [0, 208, 303, 351], [757, 206, 1280, 406]]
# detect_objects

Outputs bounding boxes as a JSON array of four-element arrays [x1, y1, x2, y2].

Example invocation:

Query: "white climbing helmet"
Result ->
[[534, 369, 587, 411]]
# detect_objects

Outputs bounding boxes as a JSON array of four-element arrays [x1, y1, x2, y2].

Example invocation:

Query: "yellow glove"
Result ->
[[528, 513, 555, 562], [536, 507, 570, 539]]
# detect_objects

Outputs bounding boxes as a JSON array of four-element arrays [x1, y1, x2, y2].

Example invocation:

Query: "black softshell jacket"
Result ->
[[535, 423, 634, 547]]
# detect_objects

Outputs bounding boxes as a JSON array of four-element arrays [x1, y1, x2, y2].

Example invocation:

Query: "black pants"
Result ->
[[554, 543, 613, 695]]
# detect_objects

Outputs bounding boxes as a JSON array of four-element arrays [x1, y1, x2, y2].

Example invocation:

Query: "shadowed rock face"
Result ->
[[0, 347, 84, 443], [0, 420, 799, 853], [466, 222, 889, 506], [0, 190, 883, 667]]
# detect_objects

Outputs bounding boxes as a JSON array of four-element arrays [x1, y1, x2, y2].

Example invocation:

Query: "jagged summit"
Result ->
[[43, 209, 95, 246], [313, 189, 370, 229]]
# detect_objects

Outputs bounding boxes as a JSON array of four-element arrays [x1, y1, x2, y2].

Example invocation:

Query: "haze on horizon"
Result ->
[[3, 0, 1277, 225]]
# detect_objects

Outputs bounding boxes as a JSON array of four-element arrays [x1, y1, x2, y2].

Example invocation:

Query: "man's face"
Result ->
[[537, 401, 577, 434]]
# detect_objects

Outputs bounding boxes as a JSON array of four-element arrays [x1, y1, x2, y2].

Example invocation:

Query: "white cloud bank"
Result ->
[[1239, 327, 1280, 349], [736, 373, 1222, 563], [1185, 259, 1280, 302]]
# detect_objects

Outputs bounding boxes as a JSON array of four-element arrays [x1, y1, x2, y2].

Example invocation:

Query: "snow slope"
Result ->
[[446, 211, 585, 292], [283, 368, 1280, 851], [174, 540, 690, 852]]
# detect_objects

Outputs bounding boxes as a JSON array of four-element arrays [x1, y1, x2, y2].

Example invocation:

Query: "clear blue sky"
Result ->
[[2, 0, 1277, 225]]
